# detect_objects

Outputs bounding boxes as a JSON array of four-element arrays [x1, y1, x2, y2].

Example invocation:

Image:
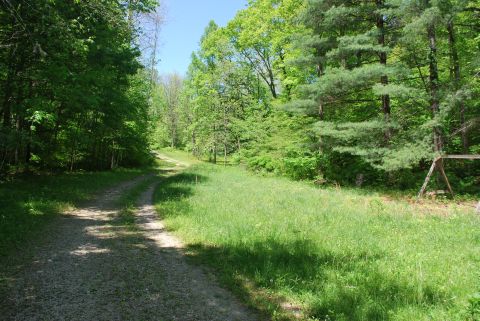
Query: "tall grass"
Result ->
[[154, 163, 480, 321], [0, 169, 144, 257]]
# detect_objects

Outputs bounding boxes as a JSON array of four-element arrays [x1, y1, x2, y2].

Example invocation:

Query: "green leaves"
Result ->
[[0, 0, 156, 172]]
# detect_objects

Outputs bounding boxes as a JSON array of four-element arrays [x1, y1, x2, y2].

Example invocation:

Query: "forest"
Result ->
[[0, 0, 160, 173], [152, 0, 480, 192]]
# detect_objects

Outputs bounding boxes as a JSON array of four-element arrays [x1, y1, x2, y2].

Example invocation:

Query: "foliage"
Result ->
[[0, 0, 158, 175], [150, 73, 185, 149]]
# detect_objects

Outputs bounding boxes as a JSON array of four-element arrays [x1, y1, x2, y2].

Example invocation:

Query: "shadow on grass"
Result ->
[[154, 172, 208, 219], [183, 238, 447, 321], [0, 171, 142, 258]]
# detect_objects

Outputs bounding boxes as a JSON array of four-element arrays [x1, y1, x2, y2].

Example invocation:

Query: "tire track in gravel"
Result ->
[[132, 180, 258, 321]]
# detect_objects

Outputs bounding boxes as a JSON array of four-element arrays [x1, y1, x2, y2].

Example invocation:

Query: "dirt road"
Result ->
[[0, 163, 258, 320]]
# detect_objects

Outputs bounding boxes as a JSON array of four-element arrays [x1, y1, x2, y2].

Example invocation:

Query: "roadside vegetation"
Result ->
[[154, 160, 480, 321], [0, 169, 145, 257]]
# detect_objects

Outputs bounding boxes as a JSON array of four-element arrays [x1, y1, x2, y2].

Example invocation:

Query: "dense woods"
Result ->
[[0, 0, 159, 174], [151, 0, 480, 191]]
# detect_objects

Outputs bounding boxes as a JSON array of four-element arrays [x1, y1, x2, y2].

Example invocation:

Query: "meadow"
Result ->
[[153, 162, 480, 321]]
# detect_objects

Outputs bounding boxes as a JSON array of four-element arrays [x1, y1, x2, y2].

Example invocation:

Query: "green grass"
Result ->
[[158, 148, 201, 165], [0, 169, 145, 257], [153, 163, 480, 321], [115, 175, 157, 229]]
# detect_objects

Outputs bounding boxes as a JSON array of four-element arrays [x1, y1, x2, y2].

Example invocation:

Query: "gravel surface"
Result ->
[[0, 173, 258, 321]]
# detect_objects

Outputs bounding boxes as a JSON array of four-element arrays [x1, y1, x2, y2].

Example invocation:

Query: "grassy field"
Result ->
[[0, 169, 145, 257], [153, 161, 480, 321], [158, 147, 202, 165]]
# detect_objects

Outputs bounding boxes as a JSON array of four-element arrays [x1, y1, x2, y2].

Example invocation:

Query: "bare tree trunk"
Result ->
[[447, 19, 468, 152], [428, 24, 442, 153], [14, 116, 21, 166], [213, 124, 217, 164], [110, 152, 115, 169], [2, 58, 15, 128], [318, 100, 324, 120], [376, 0, 391, 142], [1, 17, 17, 130], [0, 148, 6, 173], [127, 0, 137, 28], [70, 146, 76, 172], [250, 48, 277, 98], [150, 13, 161, 87], [25, 141, 31, 168], [192, 130, 197, 156], [223, 105, 227, 166], [278, 51, 291, 99], [110, 141, 115, 169]]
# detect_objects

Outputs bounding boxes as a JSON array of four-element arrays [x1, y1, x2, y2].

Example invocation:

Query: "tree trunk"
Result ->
[[318, 100, 324, 120], [70, 145, 76, 172], [127, 0, 136, 28], [223, 105, 228, 166], [447, 19, 468, 152], [150, 15, 160, 88], [376, 0, 391, 142], [110, 152, 115, 169], [278, 51, 291, 99], [428, 24, 442, 153], [2, 58, 15, 128], [1, 17, 17, 130], [253, 48, 277, 98], [25, 141, 31, 166], [191, 130, 197, 156], [110, 141, 116, 169], [14, 116, 21, 166], [213, 124, 217, 164]]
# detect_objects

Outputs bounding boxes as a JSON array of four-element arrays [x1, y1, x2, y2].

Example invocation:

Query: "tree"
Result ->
[[151, 73, 184, 148], [0, 0, 159, 174]]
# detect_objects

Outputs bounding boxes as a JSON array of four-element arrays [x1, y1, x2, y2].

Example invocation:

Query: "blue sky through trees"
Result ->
[[158, 0, 247, 75]]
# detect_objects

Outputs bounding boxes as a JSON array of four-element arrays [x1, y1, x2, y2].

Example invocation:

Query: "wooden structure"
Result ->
[[418, 154, 480, 198]]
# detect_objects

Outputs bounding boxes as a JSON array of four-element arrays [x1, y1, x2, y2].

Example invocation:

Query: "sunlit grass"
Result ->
[[154, 163, 480, 321], [158, 148, 201, 166]]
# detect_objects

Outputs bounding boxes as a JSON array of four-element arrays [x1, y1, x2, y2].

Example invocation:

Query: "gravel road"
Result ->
[[0, 171, 258, 321]]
